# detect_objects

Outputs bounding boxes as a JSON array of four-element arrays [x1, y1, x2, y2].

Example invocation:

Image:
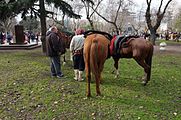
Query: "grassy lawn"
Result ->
[[0, 48, 180, 119]]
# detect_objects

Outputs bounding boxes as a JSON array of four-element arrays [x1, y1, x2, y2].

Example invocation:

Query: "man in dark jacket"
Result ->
[[46, 26, 64, 78]]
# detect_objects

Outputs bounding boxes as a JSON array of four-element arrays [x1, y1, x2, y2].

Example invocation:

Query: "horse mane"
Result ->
[[126, 35, 140, 39], [84, 30, 113, 40]]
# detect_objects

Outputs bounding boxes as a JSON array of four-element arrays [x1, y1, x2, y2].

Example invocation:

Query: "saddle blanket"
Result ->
[[110, 35, 128, 55]]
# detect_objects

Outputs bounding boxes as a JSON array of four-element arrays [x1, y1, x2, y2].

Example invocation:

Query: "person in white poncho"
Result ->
[[70, 29, 85, 81]]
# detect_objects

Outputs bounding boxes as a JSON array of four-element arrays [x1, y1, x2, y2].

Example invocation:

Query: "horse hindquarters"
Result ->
[[91, 37, 109, 96], [135, 42, 153, 85], [84, 39, 101, 97], [84, 34, 110, 97], [132, 43, 152, 85]]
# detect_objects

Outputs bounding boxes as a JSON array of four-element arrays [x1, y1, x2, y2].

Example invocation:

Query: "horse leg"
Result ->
[[145, 48, 153, 82], [135, 59, 150, 86], [63, 54, 66, 65], [99, 61, 105, 84], [96, 61, 105, 95], [87, 73, 91, 97], [86, 67, 91, 97], [95, 73, 101, 96], [113, 57, 119, 78], [86, 65, 91, 97], [85, 57, 91, 97], [142, 72, 147, 81]]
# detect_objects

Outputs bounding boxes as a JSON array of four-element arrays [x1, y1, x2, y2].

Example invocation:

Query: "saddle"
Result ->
[[110, 35, 139, 56], [84, 30, 113, 40]]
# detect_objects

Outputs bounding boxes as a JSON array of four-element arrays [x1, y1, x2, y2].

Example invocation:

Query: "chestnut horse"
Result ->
[[111, 37, 154, 86], [83, 30, 112, 97]]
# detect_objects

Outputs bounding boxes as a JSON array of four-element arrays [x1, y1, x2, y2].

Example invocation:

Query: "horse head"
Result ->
[[57, 31, 72, 49]]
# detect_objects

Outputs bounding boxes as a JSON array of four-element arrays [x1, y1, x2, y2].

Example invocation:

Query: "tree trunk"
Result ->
[[39, 0, 47, 53], [150, 29, 157, 45]]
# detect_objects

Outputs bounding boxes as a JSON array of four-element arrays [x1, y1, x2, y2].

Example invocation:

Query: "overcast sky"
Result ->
[[15, 0, 181, 22], [135, 0, 181, 9]]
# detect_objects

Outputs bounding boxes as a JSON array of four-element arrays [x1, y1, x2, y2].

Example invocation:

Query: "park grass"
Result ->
[[0, 48, 180, 120]]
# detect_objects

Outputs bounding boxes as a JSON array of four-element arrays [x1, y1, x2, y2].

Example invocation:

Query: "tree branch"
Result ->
[[157, 0, 163, 15], [91, 6, 114, 24], [81, 0, 89, 18], [146, 0, 151, 5], [154, 0, 173, 30], [145, 0, 152, 29], [162, 0, 172, 15], [114, 0, 122, 23], [90, 0, 103, 18]]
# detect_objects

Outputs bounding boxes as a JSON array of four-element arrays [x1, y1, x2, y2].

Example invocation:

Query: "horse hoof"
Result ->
[[96, 94, 101, 96], [96, 92, 101, 96], [114, 75, 118, 79], [142, 76, 146, 80], [142, 81, 147, 86], [86, 94, 91, 97]]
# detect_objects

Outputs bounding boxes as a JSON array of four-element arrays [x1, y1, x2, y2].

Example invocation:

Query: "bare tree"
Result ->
[[130, 4, 145, 35], [118, 5, 136, 34], [145, 0, 173, 45], [173, 8, 181, 32], [91, 0, 134, 35], [0, 17, 17, 33], [68, 0, 84, 29], [163, 1, 177, 31], [92, 0, 121, 34], [80, 0, 106, 30]]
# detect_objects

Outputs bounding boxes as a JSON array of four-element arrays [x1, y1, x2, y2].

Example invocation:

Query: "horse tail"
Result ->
[[90, 38, 99, 75], [145, 42, 154, 81]]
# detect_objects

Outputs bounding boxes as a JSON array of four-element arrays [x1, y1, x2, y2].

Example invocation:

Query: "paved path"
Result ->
[[154, 45, 181, 53]]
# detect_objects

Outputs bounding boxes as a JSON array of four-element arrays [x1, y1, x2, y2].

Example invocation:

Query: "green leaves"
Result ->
[[46, 0, 81, 19], [0, 0, 37, 21], [19, 16, 39, 31], [0, 0, 81, 22]]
